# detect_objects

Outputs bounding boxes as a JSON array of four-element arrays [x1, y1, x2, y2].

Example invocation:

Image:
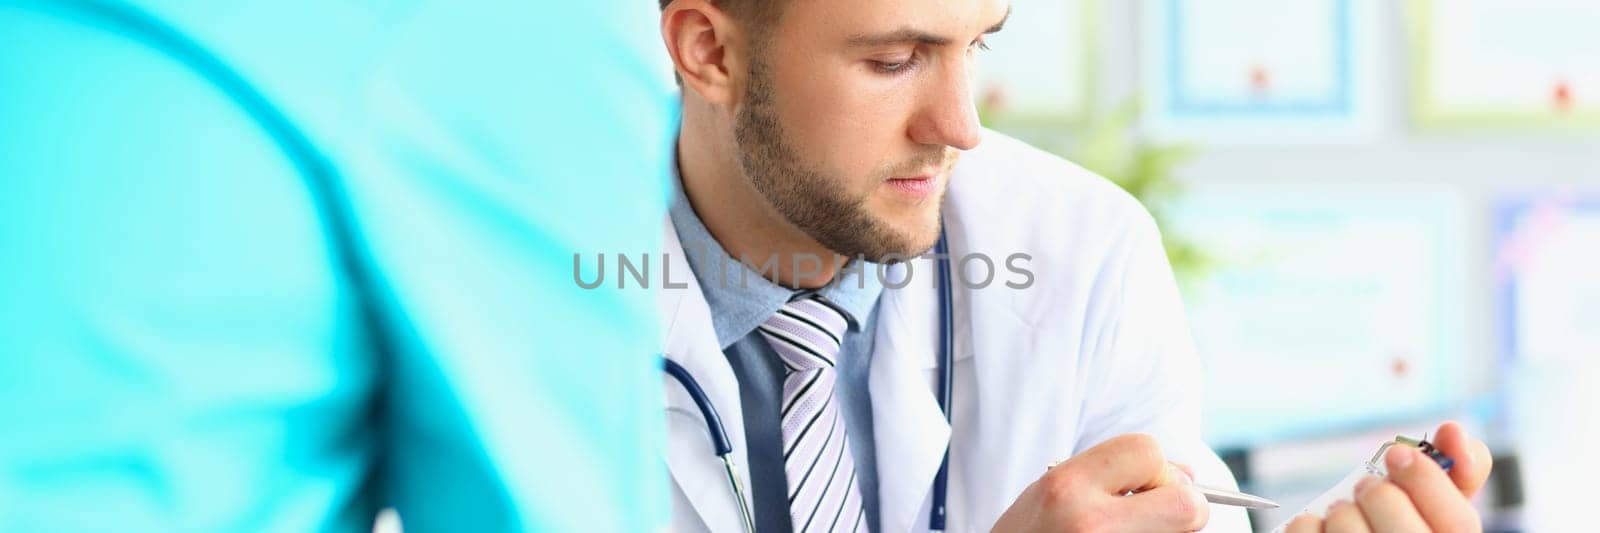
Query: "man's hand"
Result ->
[[1286, 422, 1494, 533], [992, 434, 1208, 533]]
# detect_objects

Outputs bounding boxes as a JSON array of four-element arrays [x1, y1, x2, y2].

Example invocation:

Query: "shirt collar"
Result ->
[[669, 177, 884, 349]]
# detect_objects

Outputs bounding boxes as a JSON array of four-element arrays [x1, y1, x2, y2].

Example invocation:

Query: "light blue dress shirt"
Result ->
[[0, 1, 676, 531], [669, 182, 885, 532]]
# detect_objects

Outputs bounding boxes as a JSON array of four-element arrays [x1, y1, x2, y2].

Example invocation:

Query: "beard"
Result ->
[[733, 57, 951, 263]]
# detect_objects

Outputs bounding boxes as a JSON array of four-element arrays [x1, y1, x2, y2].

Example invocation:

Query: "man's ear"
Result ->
[[661, 0, 742, 105]]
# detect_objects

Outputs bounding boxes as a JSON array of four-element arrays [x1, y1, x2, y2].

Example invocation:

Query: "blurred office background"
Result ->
[[975, 1, 1597, 531]]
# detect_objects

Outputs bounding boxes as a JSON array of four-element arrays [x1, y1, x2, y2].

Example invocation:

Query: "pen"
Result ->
[[1047, 460, 1283, 509], [1196, 484, 1280, 509]]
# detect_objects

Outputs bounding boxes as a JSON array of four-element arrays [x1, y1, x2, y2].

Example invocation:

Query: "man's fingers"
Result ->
[[1384, 445, 1482, 532], [1284, 514, 1322, 533], [1171, 461, 1196, 481], [1323, 500, 1372, 533], [1433, 421, 1494, 498], [1060, 433, 1173, 493], [1353, 476, 1430, 532], [1115, 484, 1209, 533]]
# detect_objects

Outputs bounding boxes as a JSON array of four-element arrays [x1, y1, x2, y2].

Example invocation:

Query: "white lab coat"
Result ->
[[659, 130, 1251, 532]]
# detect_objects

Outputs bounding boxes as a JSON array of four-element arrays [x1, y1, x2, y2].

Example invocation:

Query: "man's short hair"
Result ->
[[659, 0, 784, 33]]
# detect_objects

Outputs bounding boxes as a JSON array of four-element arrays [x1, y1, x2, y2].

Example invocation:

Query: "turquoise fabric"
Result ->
[[0, 1, 677, 531]]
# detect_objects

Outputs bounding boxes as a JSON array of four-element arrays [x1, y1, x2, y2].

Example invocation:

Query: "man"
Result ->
[[653, 0, 1493, 531], [1, 1, 674, 530]]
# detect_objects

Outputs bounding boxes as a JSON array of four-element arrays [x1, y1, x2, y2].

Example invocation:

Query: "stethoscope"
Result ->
[[664, 230, 957, 533]]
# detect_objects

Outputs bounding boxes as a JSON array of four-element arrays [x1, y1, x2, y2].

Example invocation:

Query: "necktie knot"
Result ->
[[758, 295, 850, 372]]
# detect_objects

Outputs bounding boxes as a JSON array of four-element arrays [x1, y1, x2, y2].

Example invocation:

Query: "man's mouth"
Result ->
[[884, 174, 939, 199]]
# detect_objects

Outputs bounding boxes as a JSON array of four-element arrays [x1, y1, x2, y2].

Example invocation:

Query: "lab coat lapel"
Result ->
[[939, 170, 1044, 528], [870, 258, 952, 533], [659, 223, 751, 532]]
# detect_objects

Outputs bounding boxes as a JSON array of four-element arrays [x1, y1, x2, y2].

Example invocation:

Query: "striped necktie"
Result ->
[[757, 295, 868, 533]]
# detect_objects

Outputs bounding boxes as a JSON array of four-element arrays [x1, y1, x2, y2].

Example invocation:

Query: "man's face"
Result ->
[[732, 0, 1008, 262]]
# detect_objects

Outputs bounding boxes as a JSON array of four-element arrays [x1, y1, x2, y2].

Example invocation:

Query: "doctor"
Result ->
[[653, 0, 1493, 531]]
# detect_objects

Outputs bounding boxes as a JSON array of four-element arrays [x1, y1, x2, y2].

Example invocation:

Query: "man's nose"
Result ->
[[908, 60, 983, 151]]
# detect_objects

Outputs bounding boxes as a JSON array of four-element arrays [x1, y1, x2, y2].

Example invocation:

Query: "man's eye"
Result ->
[[971, 38, 991, 52], [872, 58, 915, 74]]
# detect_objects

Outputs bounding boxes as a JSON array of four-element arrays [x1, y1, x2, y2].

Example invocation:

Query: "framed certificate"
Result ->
[[1410, 0, 1600, 129], [1170, 185, 1468, 448], [975, 0, 1096, 128], [1142, 0, 1379, 142], [1493, 194, 1600, 367]]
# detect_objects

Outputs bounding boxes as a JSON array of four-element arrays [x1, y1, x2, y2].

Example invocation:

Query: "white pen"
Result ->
[[1195, 484, 1280, 509], [1047, 461, 1281, 509]]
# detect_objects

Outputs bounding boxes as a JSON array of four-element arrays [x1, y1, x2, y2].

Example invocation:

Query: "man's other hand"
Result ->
[[1286, 421, 1494, 533]]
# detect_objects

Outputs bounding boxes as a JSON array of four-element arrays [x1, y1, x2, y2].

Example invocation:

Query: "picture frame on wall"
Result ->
[[1491, 192, 1600, 531], [1409, 0, 1600, 130], [1169, 184, 1469, 448], [1141, 0, 1380, 143]]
